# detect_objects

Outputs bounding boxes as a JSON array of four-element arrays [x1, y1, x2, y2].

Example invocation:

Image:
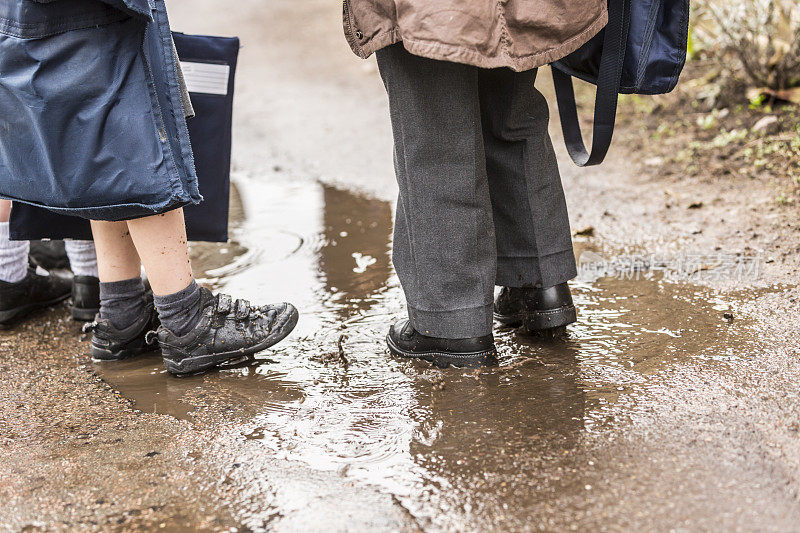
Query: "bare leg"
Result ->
[[0, 200, 11, 223], [124, 208, 193, 296], [90, 220, 142, 283], [90, 209, 192, 293]]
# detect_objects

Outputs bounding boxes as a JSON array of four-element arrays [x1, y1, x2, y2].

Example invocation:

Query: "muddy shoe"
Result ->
[[0, 267, 72, 326], [156, 288, 299, 376], [85, 295, 160, 361], [71, 275, 100, 322], [386, 320, 498, 369], [494, 283, 577, 338]]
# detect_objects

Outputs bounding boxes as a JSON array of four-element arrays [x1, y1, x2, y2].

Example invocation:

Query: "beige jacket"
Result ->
[[343, 0, 608, 72]]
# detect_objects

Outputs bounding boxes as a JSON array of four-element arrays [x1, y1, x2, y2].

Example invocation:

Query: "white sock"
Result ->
[[0, 222, 29, 283], [64, 240, 99, 278]]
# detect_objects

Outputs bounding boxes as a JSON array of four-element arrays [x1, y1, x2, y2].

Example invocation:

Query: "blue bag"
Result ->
[[9, 31, 240, 242], [550, 0, 690, 166], [0, 0, 200, 219]]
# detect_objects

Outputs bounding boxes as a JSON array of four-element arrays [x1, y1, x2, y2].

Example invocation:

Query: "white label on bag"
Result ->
[[180, 61, 230, 96]]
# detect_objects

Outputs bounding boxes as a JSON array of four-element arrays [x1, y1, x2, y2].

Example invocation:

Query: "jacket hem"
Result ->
[[0, 194, 199, 222], [351, 7, 608, 72]]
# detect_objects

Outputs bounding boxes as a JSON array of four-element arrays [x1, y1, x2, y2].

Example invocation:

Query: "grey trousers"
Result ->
[[376, 44, 577, 339]]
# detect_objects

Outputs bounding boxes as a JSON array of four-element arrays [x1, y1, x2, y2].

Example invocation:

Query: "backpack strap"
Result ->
[[551, 0, 629, 167]]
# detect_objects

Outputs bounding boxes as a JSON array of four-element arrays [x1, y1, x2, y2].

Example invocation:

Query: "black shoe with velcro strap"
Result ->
[[84, 293, 160, 361], [154, 288, 299, 376]]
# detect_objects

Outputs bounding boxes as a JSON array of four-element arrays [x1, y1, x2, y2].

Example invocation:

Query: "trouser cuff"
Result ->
[[408, 303, 493, 339], [496, 249, 577, 288]]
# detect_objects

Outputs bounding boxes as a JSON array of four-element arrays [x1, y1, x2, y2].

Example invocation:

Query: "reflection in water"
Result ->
[[96, 175, 762, 530], [318, 185, 393, 320]]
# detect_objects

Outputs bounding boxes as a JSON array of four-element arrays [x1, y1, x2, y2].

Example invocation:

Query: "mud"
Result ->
[[96, 177, 778, 530], [3, 0, 800, 530]]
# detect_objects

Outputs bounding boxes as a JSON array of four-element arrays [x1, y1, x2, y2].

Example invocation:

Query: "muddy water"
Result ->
[[95, 173, 764, 529]]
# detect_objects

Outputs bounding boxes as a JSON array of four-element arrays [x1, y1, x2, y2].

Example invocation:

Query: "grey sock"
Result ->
[[153, 280, 203, 337], [99, 277, 146, 330]]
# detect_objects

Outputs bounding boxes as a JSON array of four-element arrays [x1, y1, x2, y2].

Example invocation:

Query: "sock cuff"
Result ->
[[64, 240, 96, 254], [64, 239, 99, 278], [99, 277, 145, 300], [0, 222, 27, 247], [153, 280, 199, 306], [64, 240, 98, 278], [0, 221, 30, 283]]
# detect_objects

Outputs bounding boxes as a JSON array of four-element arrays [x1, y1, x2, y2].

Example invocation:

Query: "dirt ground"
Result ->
[[2, 0, 800, 531]]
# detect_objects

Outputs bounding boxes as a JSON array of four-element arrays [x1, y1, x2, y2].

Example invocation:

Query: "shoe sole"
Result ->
[[91, 343, 159, 362], [0, 293, 71, 327], [163, 306, 300, 376], [386, 334, 498, 369], [495, 306, 577, 334], [72, 306, 100, 322], [523, 305, 577, 332]]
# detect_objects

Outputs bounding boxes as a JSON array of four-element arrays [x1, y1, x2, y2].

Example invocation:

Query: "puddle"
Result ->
[[95, 172, 769, 529]]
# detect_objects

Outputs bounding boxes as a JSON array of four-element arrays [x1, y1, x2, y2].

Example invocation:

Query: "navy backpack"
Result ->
[[551, 0, 690, 166]]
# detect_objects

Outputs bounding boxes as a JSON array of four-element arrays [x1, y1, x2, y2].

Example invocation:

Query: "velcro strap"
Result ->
[[216, 293, 233, 315], [234, 299, 251, 320]]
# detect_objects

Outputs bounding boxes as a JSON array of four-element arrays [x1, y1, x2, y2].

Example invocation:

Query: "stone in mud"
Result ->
[[752, 115, 780, 135]]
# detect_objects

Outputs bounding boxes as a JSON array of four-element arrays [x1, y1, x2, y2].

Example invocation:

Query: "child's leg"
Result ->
[[90, 220, 142, 283], [376, 44, 497, 340], [90, 220, 147, 329], [89, 208, 297, 373], [478, 67, 578, 335], [91, 212, 201, 336], [478, 68, 576, 289], [125, 208, 192, 296], [64, 240, 99, 278], [125, 208, 201, 337], [64, 239, 101, 321], [0, 200, 28, 283]]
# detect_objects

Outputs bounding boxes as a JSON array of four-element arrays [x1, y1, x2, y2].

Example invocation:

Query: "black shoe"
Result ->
[[155, 288, 299, 376], [494, 283, 577, 337], [386, 320, 498, 368], [0, 267, 72, 326], [71, 275, 100, 322], [29, 241, 69, 270], [85, 294, 160, 361]]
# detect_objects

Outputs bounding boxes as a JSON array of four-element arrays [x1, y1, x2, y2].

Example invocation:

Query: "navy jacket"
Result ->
[[0, 0, 201, 221]]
